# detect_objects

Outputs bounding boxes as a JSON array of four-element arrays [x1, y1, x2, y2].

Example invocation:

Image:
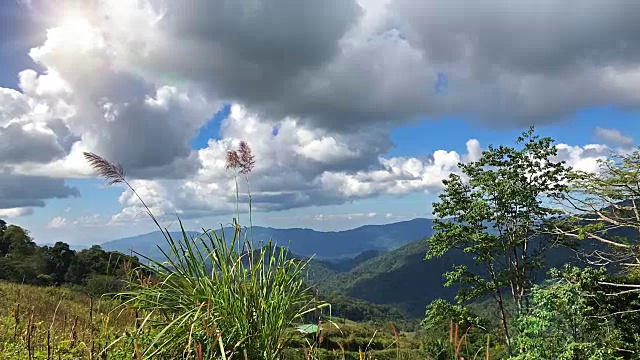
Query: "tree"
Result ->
[[513, 266, 636, 360], [65, 245, 107, 284], [0, 219, 9, 255], [425, 127, 571, 354], [44, 242, 76, 284], [554, 149, 640, 271], [4, 224, 36, 255]]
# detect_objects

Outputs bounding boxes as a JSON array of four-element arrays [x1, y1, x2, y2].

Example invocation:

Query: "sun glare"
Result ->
[[51, 12, 100, 51]]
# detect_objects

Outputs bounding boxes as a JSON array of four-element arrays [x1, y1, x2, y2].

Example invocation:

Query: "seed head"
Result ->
[[238, 141, 255, 174], [225, 141, 255, 175], [83, 152, 126, 185], [226, 150, 241, 171]]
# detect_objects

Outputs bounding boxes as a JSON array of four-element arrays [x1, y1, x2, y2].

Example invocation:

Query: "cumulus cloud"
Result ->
[[47, 216, 66, 228], [554, 144, 611, 173], [319, 139, 482, 199], [0, 4, 215, 210], [36, 0, 640, 131], [72, 214, 103, 227], [107, 104, 391, 222], [105, 106, 612, 223], [2, 0, 639, 221], [384, 213, 411, 220], [24, 17, 219, 178], [594, 127, 634, 148]]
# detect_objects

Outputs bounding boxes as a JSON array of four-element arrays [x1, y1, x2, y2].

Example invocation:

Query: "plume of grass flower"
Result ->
[[226, 140, 256, 240]]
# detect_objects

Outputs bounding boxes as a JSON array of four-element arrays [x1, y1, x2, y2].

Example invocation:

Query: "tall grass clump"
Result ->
[[84, 142, 326, 359]]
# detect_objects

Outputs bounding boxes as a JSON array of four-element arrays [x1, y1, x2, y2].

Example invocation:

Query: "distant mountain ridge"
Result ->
[[100, 218, 435, 260]]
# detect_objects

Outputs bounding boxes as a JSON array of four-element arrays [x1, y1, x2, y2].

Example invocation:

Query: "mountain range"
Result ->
[[98, 216, 598, 321], [100, 218, 434, 260]]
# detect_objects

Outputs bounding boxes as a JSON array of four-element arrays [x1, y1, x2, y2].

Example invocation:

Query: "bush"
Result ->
[[115, 222, 325, 359], [82, 274, 126, 297]]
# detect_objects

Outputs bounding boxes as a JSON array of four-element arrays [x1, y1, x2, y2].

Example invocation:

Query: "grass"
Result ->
[[82, 149, 333, 359], [0, 280, 137, 359], [113, 220, 327, 359], [0, 280, 444, 360]]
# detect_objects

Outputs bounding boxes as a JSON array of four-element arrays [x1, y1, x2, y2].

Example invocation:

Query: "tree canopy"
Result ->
[[0, 220, 139, 294]]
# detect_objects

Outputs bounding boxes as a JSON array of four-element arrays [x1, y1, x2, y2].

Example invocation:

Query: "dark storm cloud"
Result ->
[[0, 173, 79, 209]]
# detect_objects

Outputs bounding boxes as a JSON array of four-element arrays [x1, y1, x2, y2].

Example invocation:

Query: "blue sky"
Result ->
[[1, 0, 639, 245]]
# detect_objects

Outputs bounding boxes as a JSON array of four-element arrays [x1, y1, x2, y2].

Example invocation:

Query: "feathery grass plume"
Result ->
[[226, 146, 242, 224], [83, 152, 126, 186], [237, 140, 255, 175], [225, 150, 241, 171], [238, 140, 255, 240], [225, 140, 256, 238], [83, 152, 165, 235], [225, 141, 255, 175]]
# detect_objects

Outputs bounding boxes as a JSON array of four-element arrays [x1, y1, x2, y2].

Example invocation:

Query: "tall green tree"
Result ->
[[425, 127, 571, 353]]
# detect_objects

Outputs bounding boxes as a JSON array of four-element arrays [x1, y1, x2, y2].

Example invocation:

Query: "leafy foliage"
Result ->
[[425, 127, 572, 353], [512, 265, 640, 359]]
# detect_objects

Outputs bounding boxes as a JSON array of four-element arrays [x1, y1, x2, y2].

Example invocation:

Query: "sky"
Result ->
[[0, 0, 639, 245]]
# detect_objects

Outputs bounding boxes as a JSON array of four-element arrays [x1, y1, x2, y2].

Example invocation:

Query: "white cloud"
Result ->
[[0, 207, 34, 218], [319, 149, 465, 199], [295, 136, 359, 164], [383, 213, 413, 220], [72, 214, 102, 227], [98, 102, 618, 224], [594, 127, 634, 148], [9, 15, 218, 180], [555, 144, 611, 173], [314, 212, 377, 221], [47, 216, 66, 228]]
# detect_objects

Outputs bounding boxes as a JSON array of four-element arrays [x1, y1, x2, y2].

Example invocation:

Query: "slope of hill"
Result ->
[[315, 239, 460, 318], [100, 218, 434, 260], [313, 236, 587, 319]]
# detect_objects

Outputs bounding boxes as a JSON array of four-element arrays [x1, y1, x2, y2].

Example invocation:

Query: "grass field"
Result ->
[[0, 281, 459, 359], [0, 280, 139, 359]]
